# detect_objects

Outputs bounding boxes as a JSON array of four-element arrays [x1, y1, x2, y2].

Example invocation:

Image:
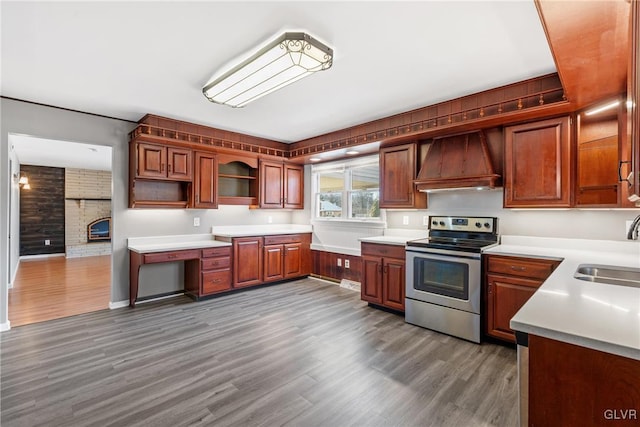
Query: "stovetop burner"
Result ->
[[406, 216, 499, 253]]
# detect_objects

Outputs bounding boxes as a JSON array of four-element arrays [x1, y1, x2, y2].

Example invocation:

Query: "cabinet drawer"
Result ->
[[202, 246, 231, 258], [202, 270, 232, 294], [202, 256, 231, 270], [143, 249, 200, 264], [361, 242, 405, 259], [487, 255, 560, 280], [264, 234, 302, 245]]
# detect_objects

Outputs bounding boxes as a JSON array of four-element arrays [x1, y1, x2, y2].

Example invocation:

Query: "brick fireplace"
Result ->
[[65, 168, 112, 258]]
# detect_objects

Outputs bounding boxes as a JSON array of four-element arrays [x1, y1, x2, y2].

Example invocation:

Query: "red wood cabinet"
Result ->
[[484, 254, 560, 343], [360, 242, 405, 312], [259, 160, 304, 209], [199, 247, 232, 296], [193, 151, 218, 209], [232, 233, 311, 288], [504, 116, 572, 207], [379, 143, 427, 209], [136, 142, 192, 181], [233, 237, 263, 288]]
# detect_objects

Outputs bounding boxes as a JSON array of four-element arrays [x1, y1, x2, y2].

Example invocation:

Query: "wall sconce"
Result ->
[[202, 32, 333, 108], [14, 172, 31, 190]]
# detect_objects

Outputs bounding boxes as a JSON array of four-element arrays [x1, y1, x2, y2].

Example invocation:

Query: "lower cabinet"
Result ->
[[232, 233, 311, 288], [361, 242, 405, 312], [233, 237, 263, 288], [184, 246, 232, 299], [484, 254, 561, 343]]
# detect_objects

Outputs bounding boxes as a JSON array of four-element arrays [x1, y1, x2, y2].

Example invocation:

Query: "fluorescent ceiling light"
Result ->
[[203, 32, 333, 108], [584, 100, 620, 116]]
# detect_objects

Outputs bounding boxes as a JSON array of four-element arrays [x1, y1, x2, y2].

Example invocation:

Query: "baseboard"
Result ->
[[20, 253, 65, 261], [308, 275, 340, 284], [109, 300, 129, 309], [0, 321, 11, 332]]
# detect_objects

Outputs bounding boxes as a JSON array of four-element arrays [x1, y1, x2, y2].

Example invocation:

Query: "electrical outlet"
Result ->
[[337, 258, 342, 267], [423, 216, 429, 226], [344, 259, 350, 269], [402, 215, 409, 225], [44, 239, 51, 246], [268, 216, 273, 224], [193, 217, 200, 227]]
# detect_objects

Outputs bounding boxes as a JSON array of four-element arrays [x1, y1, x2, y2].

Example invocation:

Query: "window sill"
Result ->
[[311, 219, 387, 228]]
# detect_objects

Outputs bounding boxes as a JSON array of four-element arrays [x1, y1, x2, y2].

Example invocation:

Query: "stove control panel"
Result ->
[[429, 216, 496, 233]]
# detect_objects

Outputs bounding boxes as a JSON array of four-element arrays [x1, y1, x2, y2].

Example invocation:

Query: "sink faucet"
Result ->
[[627, 214, 640, 240]]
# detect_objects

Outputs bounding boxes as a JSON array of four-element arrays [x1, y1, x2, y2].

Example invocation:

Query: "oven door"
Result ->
[[406, 249, 481, 314]]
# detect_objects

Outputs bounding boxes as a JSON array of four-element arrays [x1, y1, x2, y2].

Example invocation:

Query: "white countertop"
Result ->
[[484, 235, 640, 360], [211, 224, 312, 238], [359, 228, 428, 246], [128, 234, 231, 253]]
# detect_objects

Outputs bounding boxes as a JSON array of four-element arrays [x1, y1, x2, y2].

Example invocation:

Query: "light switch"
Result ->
[[193, 217, 200, 227]]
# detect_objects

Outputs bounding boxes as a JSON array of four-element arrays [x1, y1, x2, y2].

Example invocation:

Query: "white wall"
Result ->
[[7, 148, 21, 288], [386, 190, 640, 242], [0, 98, 298, 329]]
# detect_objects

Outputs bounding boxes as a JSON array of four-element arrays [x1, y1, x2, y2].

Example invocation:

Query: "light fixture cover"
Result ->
[[18, 173, 29, 185], [203, 32, 333, 108]]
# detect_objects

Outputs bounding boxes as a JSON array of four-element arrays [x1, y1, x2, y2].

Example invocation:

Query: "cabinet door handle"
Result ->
[[619, 160, 632, 186], [213, 279, 221, 283], [167, 254, 177, 259], [510, 266, 526, 271], [383, 266, 388, 274], [488, 284, 493, 294], [168, 163, 172, 173], [161, 163, 165, 172]]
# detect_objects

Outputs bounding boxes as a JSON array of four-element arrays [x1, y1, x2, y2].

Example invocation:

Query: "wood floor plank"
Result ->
[[1, 278, 518, 426], [8, 255, 111, 327]]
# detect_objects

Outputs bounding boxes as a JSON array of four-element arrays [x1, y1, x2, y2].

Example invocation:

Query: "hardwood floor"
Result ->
[[8, 255, 111, 327], [1, 278, 518, 426]]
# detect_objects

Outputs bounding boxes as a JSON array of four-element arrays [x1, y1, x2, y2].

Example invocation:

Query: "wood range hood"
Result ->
[[414, 130, 501, 192]]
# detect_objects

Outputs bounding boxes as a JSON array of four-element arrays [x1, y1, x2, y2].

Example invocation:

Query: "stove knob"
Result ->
[[484, 222, 491, 228], [439, 221, 445, 226], [431, 220, 438, 226], [475, 222, 482, 228]]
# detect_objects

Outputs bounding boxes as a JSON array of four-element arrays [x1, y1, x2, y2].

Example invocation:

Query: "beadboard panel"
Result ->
[[19, 165, 65, 256]]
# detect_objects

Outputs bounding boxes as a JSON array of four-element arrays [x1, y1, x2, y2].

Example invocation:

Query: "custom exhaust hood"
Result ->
[[414, 130, 501, 192]]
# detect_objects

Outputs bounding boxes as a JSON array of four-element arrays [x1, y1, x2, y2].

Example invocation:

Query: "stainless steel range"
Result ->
[[405, 216, 498, 343]]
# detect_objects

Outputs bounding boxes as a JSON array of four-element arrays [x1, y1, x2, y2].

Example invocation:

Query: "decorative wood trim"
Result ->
[[289, 73, 566, 158], [129, 74, 567, 162]]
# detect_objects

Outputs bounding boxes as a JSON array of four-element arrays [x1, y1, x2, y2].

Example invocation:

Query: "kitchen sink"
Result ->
[[574, 264, 640, 288]]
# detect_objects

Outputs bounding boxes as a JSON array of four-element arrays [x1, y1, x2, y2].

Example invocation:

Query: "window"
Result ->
[[313, 155, 380, 220]]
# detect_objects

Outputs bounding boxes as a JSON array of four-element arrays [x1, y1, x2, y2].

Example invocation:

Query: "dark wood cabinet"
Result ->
[[528, 335, 640, 427], [360, 242, 405, 312], [263, 234, 309, 282], [379, 143, 427, 209], [233, 237, 263, 288], [504, 116, 572, 207], [484, 254, 561, 343], [136, 142, 192, 181], [231, 233, 311, 288], [193, 151, 218, 209], [259, 160, 304, 209], [218, 154, 258, 206], [576, 100, 636, 207], [198, 247, 232, 296]]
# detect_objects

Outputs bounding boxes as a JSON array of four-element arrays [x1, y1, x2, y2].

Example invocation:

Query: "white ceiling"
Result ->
[[11, 134, 113, 171], [1, 1, 556, 145]]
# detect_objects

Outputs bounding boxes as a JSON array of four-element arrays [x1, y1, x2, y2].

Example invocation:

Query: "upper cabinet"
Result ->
[[504, 116, 572, 208], [575, 100, 635, 208], [379, 143, 427, 209], [193, 151, 218, 209], [217, 154, 258, 206], [259, 160, 304, 209], [136, 142, 192, 181]]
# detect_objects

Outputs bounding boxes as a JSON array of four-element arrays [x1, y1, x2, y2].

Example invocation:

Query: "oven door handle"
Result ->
[[406, 249, 481, 261]]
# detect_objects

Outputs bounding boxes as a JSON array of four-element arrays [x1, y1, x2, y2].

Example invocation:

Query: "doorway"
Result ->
[[8, 135, 113, 327]]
